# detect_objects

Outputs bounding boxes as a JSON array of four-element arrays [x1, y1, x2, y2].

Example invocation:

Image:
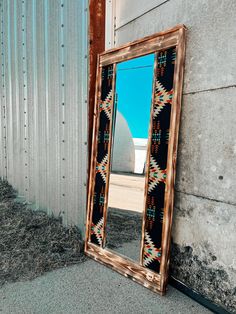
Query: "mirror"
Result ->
[[85, 25, 186, 295], [105, 54, 155, 261]]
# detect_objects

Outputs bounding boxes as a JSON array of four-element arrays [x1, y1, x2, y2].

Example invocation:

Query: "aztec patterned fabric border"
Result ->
[[143, 47, 176, 272], [90, 65, 114, 246]]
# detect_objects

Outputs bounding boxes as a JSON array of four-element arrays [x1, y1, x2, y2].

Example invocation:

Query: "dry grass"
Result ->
[[0, 180, 86, 287], [0, 180, 142, 287]]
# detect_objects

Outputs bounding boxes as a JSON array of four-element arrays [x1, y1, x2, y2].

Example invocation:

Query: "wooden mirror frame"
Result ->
[[85, 24, 186, 295]]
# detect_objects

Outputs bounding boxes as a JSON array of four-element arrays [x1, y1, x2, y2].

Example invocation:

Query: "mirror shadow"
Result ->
[[105, 54, 155, 262]]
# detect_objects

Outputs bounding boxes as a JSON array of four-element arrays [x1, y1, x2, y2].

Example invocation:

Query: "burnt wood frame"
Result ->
[[85, 24, 186, 295]]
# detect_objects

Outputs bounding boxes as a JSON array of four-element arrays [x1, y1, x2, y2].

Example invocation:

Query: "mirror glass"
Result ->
[[105, 54, 155, 261]]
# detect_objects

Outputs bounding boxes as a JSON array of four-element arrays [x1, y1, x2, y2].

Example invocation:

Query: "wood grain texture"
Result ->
[[86, 242, 163, 294], [100, 25, 186, 66], [88, 0, 105, 166], [85, 24, 187, 295]]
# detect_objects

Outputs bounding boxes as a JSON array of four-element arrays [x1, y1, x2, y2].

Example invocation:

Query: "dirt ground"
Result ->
[[108, 172, 146, 212]]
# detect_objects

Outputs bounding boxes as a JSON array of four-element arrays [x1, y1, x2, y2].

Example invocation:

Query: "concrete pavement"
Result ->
[[0, 259, 211, 314]]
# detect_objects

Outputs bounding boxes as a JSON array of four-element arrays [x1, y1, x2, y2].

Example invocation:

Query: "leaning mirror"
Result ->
[[85, 25, 186, 295]]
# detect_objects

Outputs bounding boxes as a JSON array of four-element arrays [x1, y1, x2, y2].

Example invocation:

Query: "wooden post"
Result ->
[[88, 0, 106, 159]]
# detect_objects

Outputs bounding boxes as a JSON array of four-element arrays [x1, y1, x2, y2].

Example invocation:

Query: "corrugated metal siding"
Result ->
[[0, 0, 88, 234]]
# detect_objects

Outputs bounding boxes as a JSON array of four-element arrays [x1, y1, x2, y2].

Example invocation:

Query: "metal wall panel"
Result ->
[[0, 0, 88, 235]]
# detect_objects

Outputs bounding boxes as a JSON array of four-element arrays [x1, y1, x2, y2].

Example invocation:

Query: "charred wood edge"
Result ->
[[85, 242, 163, 295], [169, 276, 231, 314]]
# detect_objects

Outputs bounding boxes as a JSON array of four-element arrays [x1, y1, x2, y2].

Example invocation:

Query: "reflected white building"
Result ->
[[112, 111, 147, 174]]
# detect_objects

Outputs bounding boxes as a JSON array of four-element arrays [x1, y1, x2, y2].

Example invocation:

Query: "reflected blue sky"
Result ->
[[115, 53, 155, 139]]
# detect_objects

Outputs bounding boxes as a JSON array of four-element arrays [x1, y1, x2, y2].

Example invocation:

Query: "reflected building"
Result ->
[[112, 111, 148, 175]]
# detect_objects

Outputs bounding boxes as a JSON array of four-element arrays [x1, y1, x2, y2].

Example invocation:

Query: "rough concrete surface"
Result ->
[[115, 0, 236, 93], [176, 87, 236, 204], [0, 259, 211, 314], [171, 192, 236, 312], [113, 0, 236, 311]]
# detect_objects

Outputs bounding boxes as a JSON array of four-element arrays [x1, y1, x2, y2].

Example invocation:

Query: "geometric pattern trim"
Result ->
[[143, 47, 176, 273], [148, 156, 166, 193], [90, 65, 114, 246], [91, 217, 104, 246], [143, 231, 162, 267], [99, 90, 113, 120], [96, 153, 108, 184], [154, 80, 173, 117]]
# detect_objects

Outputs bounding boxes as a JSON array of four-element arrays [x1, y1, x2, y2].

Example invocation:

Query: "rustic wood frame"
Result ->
[[85, 24, 186, 295]]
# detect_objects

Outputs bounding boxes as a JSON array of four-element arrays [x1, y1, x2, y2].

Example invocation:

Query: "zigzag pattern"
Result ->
[[99, 89, 113, 120], [91, 217, 103, 245], [96, 154, 108, 183], [154, 80, 173, 117], [148, 156, 166, 193], [143, 231, 162, 266]]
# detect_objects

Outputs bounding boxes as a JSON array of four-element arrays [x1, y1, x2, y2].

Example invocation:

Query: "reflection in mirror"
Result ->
[[105, 54, 155, 261]]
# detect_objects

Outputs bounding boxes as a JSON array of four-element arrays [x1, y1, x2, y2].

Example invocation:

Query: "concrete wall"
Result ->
[[0, 0, 88, 234], [108, 0, 236, 311]]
